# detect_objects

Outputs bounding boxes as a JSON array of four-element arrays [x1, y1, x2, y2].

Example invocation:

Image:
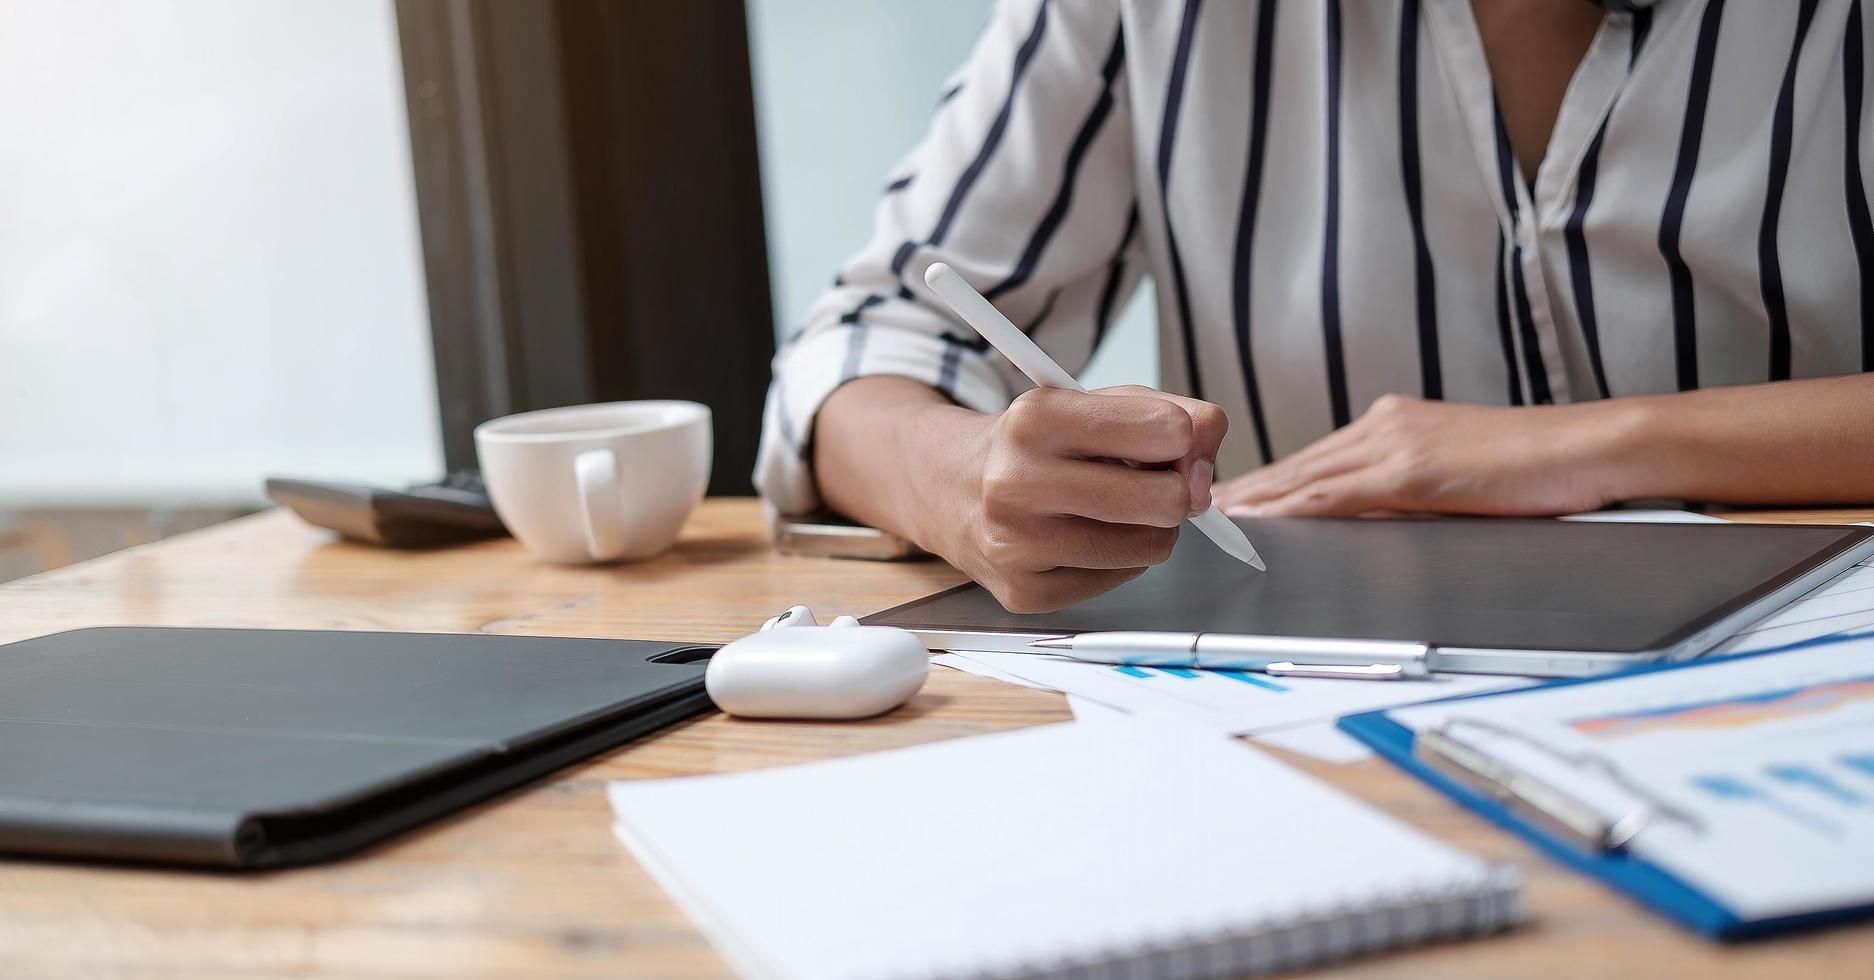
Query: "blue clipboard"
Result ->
[[1338, 630, 1874, 941]]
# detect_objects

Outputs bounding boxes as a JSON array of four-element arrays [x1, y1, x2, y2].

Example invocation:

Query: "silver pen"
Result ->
[[1026, 631, 1434, 681]]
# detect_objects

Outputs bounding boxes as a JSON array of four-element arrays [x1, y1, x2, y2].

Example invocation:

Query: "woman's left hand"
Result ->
[[1213, 394, 1632, 518]]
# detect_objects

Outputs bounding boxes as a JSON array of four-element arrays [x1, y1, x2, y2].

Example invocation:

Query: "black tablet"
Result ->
[[863, 518, 1874, 676], [0, 627, 716, 867]]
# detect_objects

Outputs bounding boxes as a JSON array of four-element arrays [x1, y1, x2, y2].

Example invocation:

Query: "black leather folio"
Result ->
[[0, 627, 716, 867]]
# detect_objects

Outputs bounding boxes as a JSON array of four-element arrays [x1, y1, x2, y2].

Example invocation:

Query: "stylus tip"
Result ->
[[1191, 507, 1267, 571]]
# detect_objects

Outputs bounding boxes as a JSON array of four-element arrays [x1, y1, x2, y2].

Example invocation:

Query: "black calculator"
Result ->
[[264, 471, 508, 548]]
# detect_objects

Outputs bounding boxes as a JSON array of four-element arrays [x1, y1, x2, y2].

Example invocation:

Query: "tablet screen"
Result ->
[[865, 518, 1873, 654]]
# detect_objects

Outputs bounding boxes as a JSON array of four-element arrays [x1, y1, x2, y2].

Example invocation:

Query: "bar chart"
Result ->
[[1110, 664, 1289, 692]]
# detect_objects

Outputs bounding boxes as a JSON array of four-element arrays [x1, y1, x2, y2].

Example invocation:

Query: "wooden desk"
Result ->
[[1, 500, 1870, 978]]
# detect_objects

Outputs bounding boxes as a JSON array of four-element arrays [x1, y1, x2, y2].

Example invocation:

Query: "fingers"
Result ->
[[1006, 386, 1231, 465], [1093, 385, 1230, 460], [989, 565, 1151, 614], [1088, 386, 1229, 512], [985, 455, 1193, 527], [1217, 442, 1372, 513], [991, 518, 1179, 572], [1008, 387, 1196, 463], [1211, 395, 1424, 510], [970, 487, 1181, 612], [1237, 470, 1397, 518]]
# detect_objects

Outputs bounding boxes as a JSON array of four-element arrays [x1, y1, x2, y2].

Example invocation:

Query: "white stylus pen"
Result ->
[[1028, 632, 1434, 681], [923, 261, 1266, 571]]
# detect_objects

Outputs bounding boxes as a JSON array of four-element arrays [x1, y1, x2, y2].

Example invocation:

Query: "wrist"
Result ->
[[891, 400, 994, 557], [1566, 396, 1668, 504]]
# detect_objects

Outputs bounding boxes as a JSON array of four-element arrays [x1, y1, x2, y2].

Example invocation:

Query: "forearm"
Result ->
[[812, 376, 988, 550], [1593, 375, 1874, 506]]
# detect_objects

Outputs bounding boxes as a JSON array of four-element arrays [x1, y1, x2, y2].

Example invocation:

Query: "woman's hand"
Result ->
[[815, 378, 1227, 613], [906, 384, 1227, 612], [1213, 395, 1628, 518]]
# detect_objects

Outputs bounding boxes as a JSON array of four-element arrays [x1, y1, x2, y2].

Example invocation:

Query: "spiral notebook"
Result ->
[[608, 723, 1520, 979]]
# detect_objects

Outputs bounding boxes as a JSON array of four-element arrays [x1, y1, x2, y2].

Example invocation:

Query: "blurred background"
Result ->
[[0, 0, 1156, 581]]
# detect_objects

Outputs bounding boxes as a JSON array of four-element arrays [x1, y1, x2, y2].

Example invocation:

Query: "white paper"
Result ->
[[608, 723, 1509, 980], [1714, 565, 1874, 654], [946, 652, 1377, 761], [950, 649, 1530, 736], [1254, 722, 1375, 764], [1389, 636, 1874, 920], [1064, 693, 1126, 721], [1073, 679, 1374, 761], [929, 651, 1053, 691], [1558, 509, 1730, 523]]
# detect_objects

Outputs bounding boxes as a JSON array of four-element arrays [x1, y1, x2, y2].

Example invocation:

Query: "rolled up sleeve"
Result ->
[[755, 0, 1144, 517]]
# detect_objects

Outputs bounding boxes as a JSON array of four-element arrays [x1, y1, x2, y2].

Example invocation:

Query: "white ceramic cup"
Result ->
[[474, 401, 712, 564]]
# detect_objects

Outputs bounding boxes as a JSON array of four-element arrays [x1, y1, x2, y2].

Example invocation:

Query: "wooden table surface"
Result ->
[[1, 499, 1870, 979]]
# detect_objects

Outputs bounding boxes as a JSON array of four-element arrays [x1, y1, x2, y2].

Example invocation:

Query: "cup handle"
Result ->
[[575, 449, 628, 561]]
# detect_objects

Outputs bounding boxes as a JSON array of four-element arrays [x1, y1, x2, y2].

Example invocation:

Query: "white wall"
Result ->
[[0, 0, 441, 505], [745, 0, 1158, 393]]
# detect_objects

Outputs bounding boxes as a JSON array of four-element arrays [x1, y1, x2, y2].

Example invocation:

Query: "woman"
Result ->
[[757, 0, 1874, 611]]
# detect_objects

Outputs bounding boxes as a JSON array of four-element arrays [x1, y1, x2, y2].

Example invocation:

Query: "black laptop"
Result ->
[[0, 627, 715, 867]]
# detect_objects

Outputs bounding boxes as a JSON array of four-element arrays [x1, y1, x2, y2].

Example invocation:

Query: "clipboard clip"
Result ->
[[1415, 717, 1702, 853]]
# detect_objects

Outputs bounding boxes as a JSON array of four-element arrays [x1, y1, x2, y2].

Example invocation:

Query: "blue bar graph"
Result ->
[[1106, 665, 1288, 692], [1691, 775, 1755, 802], [1766, 764, 1864, 805], [1691, 774, 1840, 836], [1214, 670, 1289, 693]]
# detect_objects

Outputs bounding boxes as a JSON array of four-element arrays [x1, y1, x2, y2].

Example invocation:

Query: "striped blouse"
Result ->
[[755, 0, 1873, 515]]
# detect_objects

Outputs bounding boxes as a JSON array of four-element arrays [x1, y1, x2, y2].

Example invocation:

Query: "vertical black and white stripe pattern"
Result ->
[[1563, 124, 1615, 400], [1658, 0, 1725, 392], [1848, 0, 1874, 371], [1397, 0, 1442, 401], [1094, 201, 1141, 350], [757, 0, 1874, 515], [1761, 0, 1820, 381], [1157, 0, 1207, 400], [890, 0, 1053, 283], [1492, 228, 1525, 407], [985, 22, 1127, 302], [1320, 0, 1351, 428], [1230, 0, 1279, 462], [1490, 103, 1553, 405], [1562, 10, 1651, 400]]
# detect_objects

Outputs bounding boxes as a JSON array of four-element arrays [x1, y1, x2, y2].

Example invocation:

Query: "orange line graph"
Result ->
[[1570, 678, 1874, 740]]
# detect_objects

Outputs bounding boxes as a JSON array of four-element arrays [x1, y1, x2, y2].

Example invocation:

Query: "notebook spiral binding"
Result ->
[[945, 866, 1522, 980]]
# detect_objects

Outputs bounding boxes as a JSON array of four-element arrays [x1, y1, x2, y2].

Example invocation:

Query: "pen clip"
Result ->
[[1264, 661, 1421, 681]]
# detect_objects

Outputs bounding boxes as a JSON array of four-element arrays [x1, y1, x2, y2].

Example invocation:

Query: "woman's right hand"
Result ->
[[895, 384, 1227, 612]]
